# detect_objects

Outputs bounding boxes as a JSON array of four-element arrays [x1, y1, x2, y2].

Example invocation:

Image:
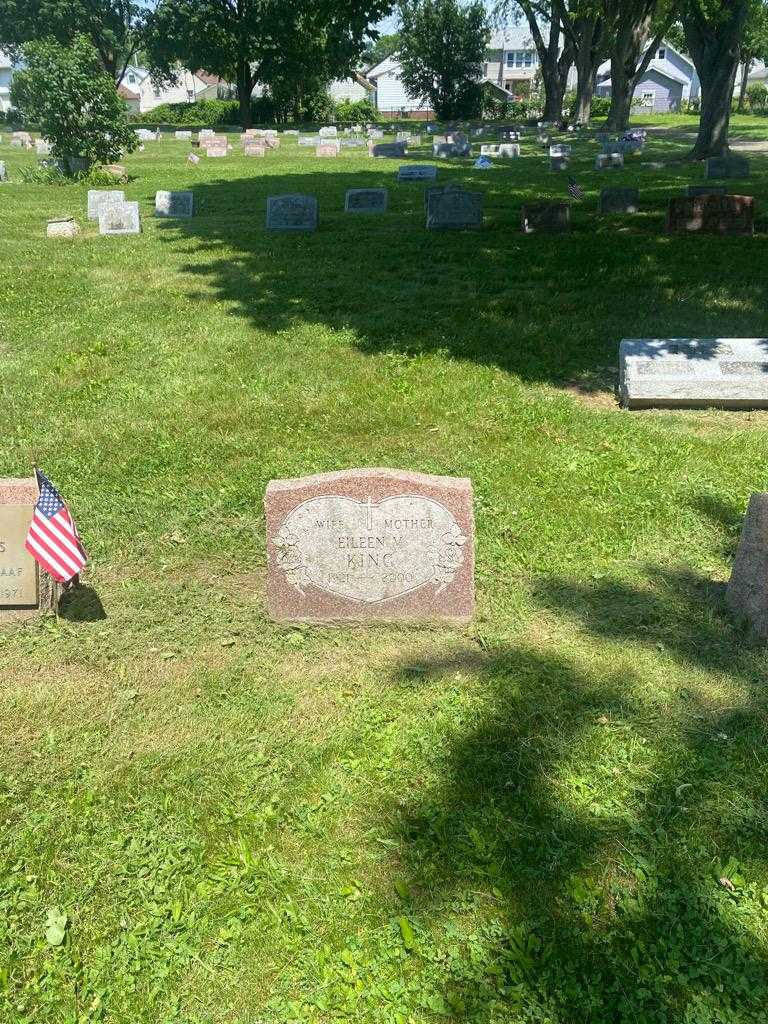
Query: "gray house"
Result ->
[[596, 41, 699, 113]]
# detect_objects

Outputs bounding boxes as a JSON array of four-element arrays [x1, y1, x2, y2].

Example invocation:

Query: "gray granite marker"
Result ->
[[619, 338, 768, 408], [266, 194, 318, 232], [155, 190, 194, 217], [345, 188, 388, 213]]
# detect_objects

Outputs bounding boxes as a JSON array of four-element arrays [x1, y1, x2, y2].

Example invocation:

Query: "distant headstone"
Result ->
[[499, 128, 520, 142], [0, 477, 58, 619], [727, 494, 768, 639], [265, 468, 474, 623], [187, 152, 200, 165], [103, 163, 126, 179], [315, 143, 339, 157], [264, 136, 280, 149], [549, 144, 571, 157], [619, 338, 768, 409], [266, 194, 318, 232], [397, 165, 437, 181], [174, 130, 192, 141], [498, 144, 520, 158], [687, 185, 727, 197], [46, 217, 79, 239], [11, 131, 32, 148], [155, 190, 194, 217], [0, 162, 7, 181], [87, 189, 126, 221], [98, 201, 141, 236], [595, 152, 624, 170], [243, 140, 266, 156], [319, 126, 338, 138], [705, 155, 750, 179], [367, 129, 384, 140], [480, 145, 500, 156], [599, 187, 639, 214], [206, 144, 228, 157], [521, 202, 570, 233], [345, 188, 388, 214], [200, 134, 227, 149], [35, 139, 52, 156], [666, 194, 754, 236], [371, 141, 407, 158], [426, 188, 483, 230], [298, 135, 318, 147]]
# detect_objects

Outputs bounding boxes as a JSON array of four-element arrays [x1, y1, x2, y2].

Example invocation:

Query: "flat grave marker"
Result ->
[[265, 468, 474, 624], [397, 165, 437, 181], [0, 477, 58, 620], [619, 338, 768, 408], [46, 217, 79, 238]]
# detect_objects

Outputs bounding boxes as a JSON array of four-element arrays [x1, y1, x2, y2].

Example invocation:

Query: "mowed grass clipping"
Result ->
[[1, 115, 768, 1023]]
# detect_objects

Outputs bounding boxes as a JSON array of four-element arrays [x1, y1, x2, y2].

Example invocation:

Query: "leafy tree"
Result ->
[[736, 0, 768, 110], [553, 0, 607, 122], [682, 0, 750, 157], [11, 35, 137, 172], [362, 31, 402, 67], [0, 0, 150, 83], [397, 0, 489, 119], [495, 2, 574, 121], [601, 0, 679, 130], [145, 0, 391, 128], [747, 78, 768, 106]]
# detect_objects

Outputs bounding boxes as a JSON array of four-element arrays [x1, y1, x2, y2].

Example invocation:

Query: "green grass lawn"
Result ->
[[2, 117, 768, 1024]]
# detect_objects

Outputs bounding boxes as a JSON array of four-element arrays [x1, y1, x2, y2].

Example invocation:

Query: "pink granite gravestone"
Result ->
[[265, 468, 474, 624]]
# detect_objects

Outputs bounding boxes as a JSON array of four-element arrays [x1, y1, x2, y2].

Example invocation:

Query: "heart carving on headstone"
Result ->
[[273, 494, 467, 604]]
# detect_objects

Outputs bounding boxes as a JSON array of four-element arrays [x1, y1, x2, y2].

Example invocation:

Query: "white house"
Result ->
[[0, 50, 14, 113], [596, 41, 699, 113], [118, 66, 230, 114], [328, 73, 376, 103], [365, 25, 555, 116]]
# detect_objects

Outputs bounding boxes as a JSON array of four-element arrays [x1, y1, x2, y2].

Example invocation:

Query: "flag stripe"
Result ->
[[28, 519, 83, 576], [25, 534, 70, 582], [37, 510, 84, 562]]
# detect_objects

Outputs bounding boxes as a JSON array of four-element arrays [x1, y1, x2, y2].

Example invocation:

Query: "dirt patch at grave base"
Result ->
[[558, 366, 619, 409]]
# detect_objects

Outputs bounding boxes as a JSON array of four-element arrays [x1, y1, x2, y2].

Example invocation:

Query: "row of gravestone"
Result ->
[[4, 461, 768, 639]]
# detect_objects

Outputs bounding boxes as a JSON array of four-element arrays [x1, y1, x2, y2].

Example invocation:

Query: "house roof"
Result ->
[[194, 70, 223, 87], [365, 53, 399, 78], [118, 84, 140, 100], [352, 71, 375, 92], [487, 26, 536, 50], [600, 65, 690, 88]]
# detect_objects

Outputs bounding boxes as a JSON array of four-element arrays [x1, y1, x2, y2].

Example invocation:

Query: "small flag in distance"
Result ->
[[25, 469, 86, 584], [567, 176, 584, 201]]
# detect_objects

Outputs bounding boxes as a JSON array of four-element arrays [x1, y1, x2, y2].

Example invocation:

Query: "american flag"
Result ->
[[25, 469, 86, 584], [567, 176, 584, 201]]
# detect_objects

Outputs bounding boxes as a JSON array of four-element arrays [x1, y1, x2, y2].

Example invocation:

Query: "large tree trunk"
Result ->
[[684, 0, 748, 159], [574, 57, 595, 122], [603, 0, 664, 131], [551, 2, 604, 124], [520, 5, 571, 122], [236, 58, 254, 128], [737, 55, 751, 113]]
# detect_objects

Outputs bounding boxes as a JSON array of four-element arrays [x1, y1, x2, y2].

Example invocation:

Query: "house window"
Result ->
[[641, 90, 655, 107], [128, 73, 136, 84], [524, 51, 533, 67], [153, 87, 161, 97], [506, 52, 514, 67], [657, 47, 666, 59]]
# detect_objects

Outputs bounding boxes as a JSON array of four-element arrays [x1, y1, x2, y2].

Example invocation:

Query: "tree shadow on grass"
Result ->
[[381, 561, 768, 1021], [156, 159, 768, 390]]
